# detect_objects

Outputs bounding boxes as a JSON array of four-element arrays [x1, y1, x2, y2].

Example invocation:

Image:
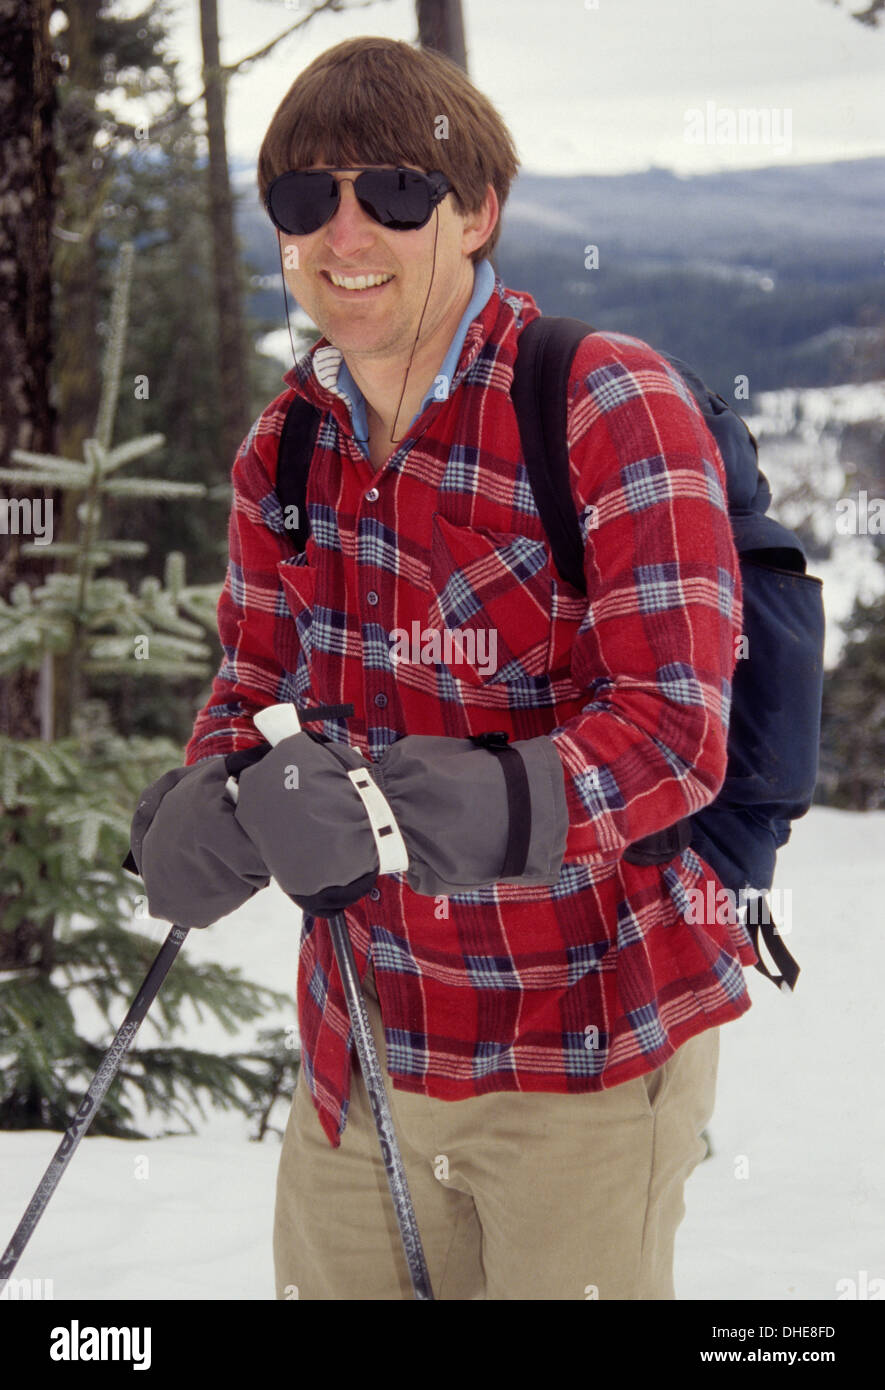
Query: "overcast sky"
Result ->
[[112, 0, 884, 176]]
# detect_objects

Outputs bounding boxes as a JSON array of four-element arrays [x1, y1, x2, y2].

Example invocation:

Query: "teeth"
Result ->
[[328, 272, 394, 290]]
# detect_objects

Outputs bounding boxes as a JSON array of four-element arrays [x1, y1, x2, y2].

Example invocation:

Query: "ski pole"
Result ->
[[0, 923, 190, 1293], [244, 702, 435, 1302]]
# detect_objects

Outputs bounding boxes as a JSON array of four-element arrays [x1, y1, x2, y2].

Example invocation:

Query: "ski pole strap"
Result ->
[[468, 731, 532, 879], [296, 702, 355, 724], [746, 913, 801, 993]]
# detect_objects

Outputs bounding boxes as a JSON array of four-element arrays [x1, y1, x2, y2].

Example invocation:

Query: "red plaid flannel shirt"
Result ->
[[185, 276, 758, 1147]]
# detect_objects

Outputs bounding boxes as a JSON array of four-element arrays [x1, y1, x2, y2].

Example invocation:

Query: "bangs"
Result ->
[[277, 56, 456, 191]]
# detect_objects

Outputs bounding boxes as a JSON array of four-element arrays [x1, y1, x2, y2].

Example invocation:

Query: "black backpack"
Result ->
[[273, 316, 825, 992]]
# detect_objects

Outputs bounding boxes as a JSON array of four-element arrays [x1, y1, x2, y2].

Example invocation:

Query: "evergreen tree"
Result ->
[[0, 243, 294, 1138], [47, 0, 293, 744]]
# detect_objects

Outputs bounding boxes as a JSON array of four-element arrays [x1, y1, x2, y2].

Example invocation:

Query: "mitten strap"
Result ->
[[469, 732, 532, 878], [347, 768, 410, 875]]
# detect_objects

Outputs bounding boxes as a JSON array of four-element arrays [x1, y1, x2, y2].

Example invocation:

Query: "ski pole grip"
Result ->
[[224, 703, 303, 804], [253, 702, 302, 745]]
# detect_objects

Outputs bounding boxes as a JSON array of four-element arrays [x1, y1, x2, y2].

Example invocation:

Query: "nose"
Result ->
[[322, 175, 377, 258]]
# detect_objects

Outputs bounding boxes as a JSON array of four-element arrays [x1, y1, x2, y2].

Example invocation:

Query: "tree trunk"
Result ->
[[52, 0, 106, 737], [415, 1, 497, 272], [199, 0, 251, 471], [0, 0, 58, 738], [416, 0, 467, 70]]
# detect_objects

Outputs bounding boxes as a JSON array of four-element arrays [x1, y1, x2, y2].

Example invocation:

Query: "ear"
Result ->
[[459, 183, 499, 257]]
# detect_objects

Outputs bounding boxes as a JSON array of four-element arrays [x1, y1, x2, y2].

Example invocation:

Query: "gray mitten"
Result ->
[[373, 731, 569, 896], [233, 731, 389, 912], [128, 756, 271, 927]]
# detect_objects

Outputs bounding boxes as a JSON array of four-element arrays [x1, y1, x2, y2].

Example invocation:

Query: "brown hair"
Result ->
[[256, 36, 520, 265]]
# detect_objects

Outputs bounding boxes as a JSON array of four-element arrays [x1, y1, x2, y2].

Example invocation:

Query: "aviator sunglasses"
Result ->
[[265, 166, 453, 236]]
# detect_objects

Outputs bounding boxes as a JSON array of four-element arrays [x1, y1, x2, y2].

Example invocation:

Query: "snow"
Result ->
[[2, 808, 883, 1301], [748, 381, 885, 436], [744, 379, 885, 669]]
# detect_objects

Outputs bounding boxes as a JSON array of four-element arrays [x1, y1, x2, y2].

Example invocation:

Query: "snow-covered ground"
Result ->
[[2, 806, 883, 1301]]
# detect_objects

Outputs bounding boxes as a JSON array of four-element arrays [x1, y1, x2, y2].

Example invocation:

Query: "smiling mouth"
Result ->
[[323, 271, 395, 292]]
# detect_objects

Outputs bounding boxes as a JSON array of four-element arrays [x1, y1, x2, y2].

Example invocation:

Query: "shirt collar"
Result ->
[[285, 259, 497, 453]]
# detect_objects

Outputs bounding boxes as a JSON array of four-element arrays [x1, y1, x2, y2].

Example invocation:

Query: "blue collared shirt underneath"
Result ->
[[335, 258, 496, 455]]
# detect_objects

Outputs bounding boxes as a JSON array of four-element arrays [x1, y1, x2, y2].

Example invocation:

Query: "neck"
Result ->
[[344, 262, 475, 448]]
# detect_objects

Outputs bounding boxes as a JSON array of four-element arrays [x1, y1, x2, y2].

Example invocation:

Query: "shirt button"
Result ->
[[369, 887, 381, 901], [366, 590, 379, 605], [374, 693, 388, 708], [366, 488, 380, 502]]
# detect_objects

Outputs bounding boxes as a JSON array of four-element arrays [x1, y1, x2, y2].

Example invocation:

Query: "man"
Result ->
[[128, 36, 758, 1300]]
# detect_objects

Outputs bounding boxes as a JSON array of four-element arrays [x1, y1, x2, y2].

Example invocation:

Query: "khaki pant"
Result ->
[[273, 966, 719, 1300]]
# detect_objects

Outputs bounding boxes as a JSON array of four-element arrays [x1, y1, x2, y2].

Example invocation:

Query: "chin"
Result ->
[[327, 331, 395, 356], [323, 313, 402, 346]]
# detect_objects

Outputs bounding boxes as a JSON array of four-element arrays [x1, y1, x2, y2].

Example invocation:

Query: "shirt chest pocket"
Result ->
[[276, 556, 316, 670], [422, 513, 557, 687]]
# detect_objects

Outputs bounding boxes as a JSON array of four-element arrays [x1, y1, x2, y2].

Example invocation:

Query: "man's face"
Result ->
[[277, 163, 496, 363]]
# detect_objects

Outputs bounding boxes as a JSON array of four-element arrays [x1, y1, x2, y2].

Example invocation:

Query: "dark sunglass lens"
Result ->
[[356, 169, 433, 229], [269, 172, 338, 234]]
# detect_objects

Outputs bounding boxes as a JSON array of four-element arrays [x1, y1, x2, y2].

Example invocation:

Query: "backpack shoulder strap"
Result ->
[[275, 393, 322, 554], [513, 318, 699, 869], [510, 315, 594, 595]]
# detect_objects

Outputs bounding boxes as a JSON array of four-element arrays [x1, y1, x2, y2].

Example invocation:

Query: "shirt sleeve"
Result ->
[[184, 397, 302, 765], [547, 332, 743, 867]]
